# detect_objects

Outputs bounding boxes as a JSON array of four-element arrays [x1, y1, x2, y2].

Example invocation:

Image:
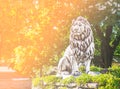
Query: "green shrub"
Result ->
[[108, 65, 120, 78], [33, 65, 120, 89], [92, 74, 120, 89], [76, 73, 92, 85], [42, 75, 61, 84], [32, 77, 41, 87], [79, 66, 85, 73], [90, 65, 103, 72], [61, 76, 75, 85], [43, 85, 55, 89]]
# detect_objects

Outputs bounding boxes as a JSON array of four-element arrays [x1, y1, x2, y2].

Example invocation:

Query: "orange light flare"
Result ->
[[0, 0, 97, 75]]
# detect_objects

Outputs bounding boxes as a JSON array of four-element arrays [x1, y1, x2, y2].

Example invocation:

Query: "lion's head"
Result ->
[[70, 16, 91, 41]]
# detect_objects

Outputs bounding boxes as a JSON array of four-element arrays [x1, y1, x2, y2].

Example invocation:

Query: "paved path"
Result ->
[[0, 66, 32, 89]]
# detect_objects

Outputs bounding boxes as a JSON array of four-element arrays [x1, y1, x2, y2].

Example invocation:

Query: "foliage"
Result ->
[[43, 85, 55, 89], [92, 74, 120, 89], [32, 77, 41, 87], [35, 65, 120, 89], [79, 65, 103, 73], [76, 73, 92, 85], [79, 66, 85, 73], [108, 65, 120, 78], [41, 75, 61, 84], [39, 73, 120, 89], [90, 65, 103, 72], [114, 44, 120, 56], [0, 0, 73, 75], [60, 76, 75, 85]]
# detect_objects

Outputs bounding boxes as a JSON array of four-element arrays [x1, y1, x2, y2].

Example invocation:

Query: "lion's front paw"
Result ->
[[72, 71, 81, 76], [61, 71, 70, 75]]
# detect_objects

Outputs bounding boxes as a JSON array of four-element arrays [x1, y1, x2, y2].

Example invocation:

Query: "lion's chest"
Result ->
[[70, 34, 94, 63]]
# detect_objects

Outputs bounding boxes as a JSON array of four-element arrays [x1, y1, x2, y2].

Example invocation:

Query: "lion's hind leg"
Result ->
[[57, 57, 72, 75]]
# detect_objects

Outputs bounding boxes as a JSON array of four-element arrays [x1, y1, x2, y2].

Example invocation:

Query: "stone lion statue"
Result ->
[[57, 16, 95, 78]]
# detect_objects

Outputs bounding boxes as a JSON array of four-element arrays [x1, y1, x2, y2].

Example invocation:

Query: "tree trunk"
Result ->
[[96, 26, 120, 68], [96, 26, 113, 68], [101, 38, 113, 68]]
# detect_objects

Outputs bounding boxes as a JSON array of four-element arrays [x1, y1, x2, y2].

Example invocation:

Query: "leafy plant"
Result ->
[[79, 66, 85, 73], [61, 76, 75, 85], [43, 85, 55, 89], [75, 73, 92, 85], [92, 74, 120, 89], [42, 75, 61, 84], [32, 77, 41, 87], [108, 65, 120, 78], [90, 65, 103, 72], [33, 65, 120, 89]]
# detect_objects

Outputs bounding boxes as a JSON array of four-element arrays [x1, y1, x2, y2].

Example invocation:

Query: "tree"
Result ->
[[0, 0, 119, 76], [0, 0, 75, 75], [62, 0, 120, 67], [85, 0, 120, 67]]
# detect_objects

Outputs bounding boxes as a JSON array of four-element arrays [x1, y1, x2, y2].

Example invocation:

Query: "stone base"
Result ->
[[44, 83, 98, 89]]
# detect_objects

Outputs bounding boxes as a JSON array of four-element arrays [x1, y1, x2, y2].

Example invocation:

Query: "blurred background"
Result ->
[[0, 0, 120, 77]]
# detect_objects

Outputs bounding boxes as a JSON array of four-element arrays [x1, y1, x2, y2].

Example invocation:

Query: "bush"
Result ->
[[42, 75, 61, 84], [33, 65, 120, 89], [92, 74, 120, 89], [76, 73, 92, 85], [108, 65, 120, 78], [32, 77, 41, 87], [60, 76, 75, 85], [90, 65, 103, 72]]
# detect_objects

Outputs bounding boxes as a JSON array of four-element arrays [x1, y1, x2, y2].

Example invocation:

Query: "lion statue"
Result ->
[[57, 16, 95, 78]]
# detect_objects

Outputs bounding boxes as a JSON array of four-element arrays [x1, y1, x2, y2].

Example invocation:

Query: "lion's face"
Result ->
[[71, 23, 84, 35], [70, 16, 91, 41]]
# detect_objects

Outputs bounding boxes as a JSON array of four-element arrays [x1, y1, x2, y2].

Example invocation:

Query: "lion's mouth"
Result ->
[[72, 34, 81, 40], [72, 32, 86, 40]]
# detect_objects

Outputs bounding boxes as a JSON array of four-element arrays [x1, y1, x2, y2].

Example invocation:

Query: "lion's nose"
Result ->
[[74, 29, 78, 32]]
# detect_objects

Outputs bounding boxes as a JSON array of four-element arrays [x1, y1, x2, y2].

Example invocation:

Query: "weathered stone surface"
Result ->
[[44, 82, 98, 89], [81, 83, 98, 89], [88, 71, 101, 76]]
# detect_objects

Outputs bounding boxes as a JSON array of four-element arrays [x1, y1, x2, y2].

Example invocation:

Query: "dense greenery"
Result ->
[[33, 65, 120, 89]]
